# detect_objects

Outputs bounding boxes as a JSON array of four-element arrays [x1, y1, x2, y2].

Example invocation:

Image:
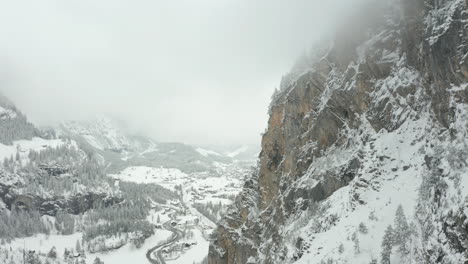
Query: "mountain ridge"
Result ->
[[208, 0, 468, 263]]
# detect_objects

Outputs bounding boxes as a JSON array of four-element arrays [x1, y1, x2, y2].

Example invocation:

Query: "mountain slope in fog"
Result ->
[[58, 117, 242, 174], [209, 0, 468, 263]]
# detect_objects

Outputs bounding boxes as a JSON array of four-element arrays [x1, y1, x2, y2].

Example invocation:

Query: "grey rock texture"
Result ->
[[209, 0, 468, 263]]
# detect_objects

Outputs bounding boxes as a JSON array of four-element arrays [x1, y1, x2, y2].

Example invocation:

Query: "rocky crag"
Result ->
[[209, 0, 468, 263]]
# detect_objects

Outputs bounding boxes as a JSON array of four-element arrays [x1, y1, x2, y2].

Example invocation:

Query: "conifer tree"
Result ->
[[394, 205, 410, 253], [381, 225, 394, 264], [47, 247, 57, 259], [93, 257, 104, 264], [75, 240, 82, 254]]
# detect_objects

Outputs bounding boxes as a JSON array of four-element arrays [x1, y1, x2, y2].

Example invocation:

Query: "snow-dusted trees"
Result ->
[[93, 257, 104, 264], [8, 142, 110, 198], [47, 247, 57, 259], [26, 250, 42, 264], [358, 222, 368, 234], [352, 232, 360, 254], [0, 94, 40, 145], [55, 211, 75, 235], [119, 182, 178, 205], [381, 225, 394, 264], [0, 113, 39, 145], [380, 205, 413, 263], [63, 248, 71, 260], [338, 243, 344, 254], [0, 210, 49, 239], [83, 199, 156, 250], [82, 181, 177, 248], [393, 205, 410, 253], [193, 201, 224, 223], [75, 240, 82, 255]]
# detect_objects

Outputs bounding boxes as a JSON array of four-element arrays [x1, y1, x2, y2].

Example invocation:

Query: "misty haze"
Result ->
[[0, 0, 467, 264]]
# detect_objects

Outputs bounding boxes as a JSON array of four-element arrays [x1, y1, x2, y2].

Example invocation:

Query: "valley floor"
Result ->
[[1, 163, 245, 264]]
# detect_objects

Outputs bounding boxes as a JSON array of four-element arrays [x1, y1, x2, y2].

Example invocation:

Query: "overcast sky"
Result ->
[[0, 0, 353, 145]]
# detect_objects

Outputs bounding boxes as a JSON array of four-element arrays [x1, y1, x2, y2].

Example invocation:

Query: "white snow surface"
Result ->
[[0, 137, 65, 161], [166, 228, 210, 264], [60, 117, 137, 151], [88, 229, 173, 264], [226, 145, 249, 158], [110, 166, 188, 191], [196, 147, 222, 157], [286, 108, 467, 263]]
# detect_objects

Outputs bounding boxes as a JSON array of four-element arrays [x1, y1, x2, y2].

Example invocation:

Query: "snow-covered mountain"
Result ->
[[209, 1, 468, 263], [58, 117, 243, 174], [0, 93, 40, 145], [60, 117, 150, 153], [0, 97, 119, 219], [0, 96, 254, 264], [196, 144, 260, 163]]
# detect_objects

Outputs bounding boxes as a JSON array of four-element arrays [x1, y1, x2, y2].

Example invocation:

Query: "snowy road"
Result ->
[[146, 212, 183, 264]]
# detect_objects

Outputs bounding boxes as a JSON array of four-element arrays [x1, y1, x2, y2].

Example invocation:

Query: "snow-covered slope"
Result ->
[[200, 144, 260, 162], [0, 93, 40, 145], [59, 117, 240, 174], [196, 147, 222, 157], [0, 137, 64, 162], [0, 95, 255, 264], [209, 1, 468, 263], [59, 117, 152, 153]]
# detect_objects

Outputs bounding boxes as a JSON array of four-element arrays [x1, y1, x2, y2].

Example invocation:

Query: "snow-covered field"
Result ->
[[166, 228, 210, 264], [196, 147, 221, 157], [110, 166, 188, 191], [0, 137, 65, 161], [8, 232, 83, 257], [88, 229, 173, 264], [111, 165, 244, 204]]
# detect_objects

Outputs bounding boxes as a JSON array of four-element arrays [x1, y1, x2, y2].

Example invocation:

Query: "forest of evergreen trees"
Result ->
[[83, 182, 178, 250], [380, 205, 414, 264], [2, 142, 110, 197], [193, 201, 224, 224], [0, 137, 179, 252], [0, 95, 40, 145], [0, 210, 49, 240]]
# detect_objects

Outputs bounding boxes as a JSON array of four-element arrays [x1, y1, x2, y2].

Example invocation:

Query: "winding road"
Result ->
[[146, 211, 183, 264]]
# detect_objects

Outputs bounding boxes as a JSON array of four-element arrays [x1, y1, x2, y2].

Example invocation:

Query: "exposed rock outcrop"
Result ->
[[0, 168, 121, 216], [209, 0, 468, 263]]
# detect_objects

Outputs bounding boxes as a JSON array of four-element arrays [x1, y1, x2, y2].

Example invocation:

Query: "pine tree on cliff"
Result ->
[[394, 205, 410, 253], [381, 225, 394, 264]]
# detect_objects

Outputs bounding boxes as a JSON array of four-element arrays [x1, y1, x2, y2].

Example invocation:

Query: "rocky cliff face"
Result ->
[[209, 0, 468, 263], [0, 168, 121, 216]]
